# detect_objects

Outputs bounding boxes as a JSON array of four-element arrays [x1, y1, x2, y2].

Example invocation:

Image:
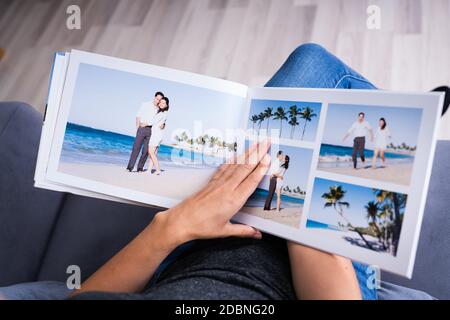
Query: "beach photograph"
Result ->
[[247, 99, 322, 142], [58, 63, 246, 200], [306, 177, 407, 257], [241, 143, 313, 228], [318, 103, 422, 185]]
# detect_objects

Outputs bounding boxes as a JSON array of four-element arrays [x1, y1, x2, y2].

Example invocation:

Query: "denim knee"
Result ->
[[289, 43, 329, 62]]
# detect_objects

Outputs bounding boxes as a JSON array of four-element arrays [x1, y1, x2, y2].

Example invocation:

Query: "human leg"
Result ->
[[360, 137, 366, 165], [372, 148, 379, 168], [276, 187, 282, 212], [137, 127, 152, 171], [352, 138, 359, 169], [380, 149, 386, 166], [263, 176, 277, 210], [127, 127, 146, 171]]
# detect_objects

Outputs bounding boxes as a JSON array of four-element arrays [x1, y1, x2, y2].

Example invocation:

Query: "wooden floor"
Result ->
[[1, 0, 449, 137]]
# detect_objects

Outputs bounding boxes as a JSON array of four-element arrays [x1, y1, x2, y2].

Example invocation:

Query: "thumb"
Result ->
[[224, 223, 262, 239]]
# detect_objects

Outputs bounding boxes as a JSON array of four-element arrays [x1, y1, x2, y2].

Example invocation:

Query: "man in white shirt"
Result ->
[[343, 112, 374, 170], [126, 91, 164, 172], [263, 151, 284, 211]]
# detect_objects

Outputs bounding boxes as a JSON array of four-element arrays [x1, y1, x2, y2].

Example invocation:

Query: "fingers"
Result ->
[[208, 141, 251, 183], [225, 139, 271, 188], [224, 223, 262, 239], [236, 153, 271, 200]]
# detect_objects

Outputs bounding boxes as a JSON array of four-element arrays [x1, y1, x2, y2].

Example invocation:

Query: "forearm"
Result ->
[[287, 242, 361, 300], [74, 212, 181, 295], [136, 117, 141, 128]]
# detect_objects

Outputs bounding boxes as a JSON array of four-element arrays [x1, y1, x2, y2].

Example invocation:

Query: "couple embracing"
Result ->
[[126, 91, 170, 175], [263, 151, 290, 212]]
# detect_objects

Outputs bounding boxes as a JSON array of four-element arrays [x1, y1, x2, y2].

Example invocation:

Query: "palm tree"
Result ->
[[288, 105, 299, 138], [196, 135, 207, 162], [322, 185, 373, 249], [298, 106, 317, 140], [289, 105, 299, 118], [180, 131, 189, 142], [257, 113, 265, 135], [378, 204, 392, 252], [374, 190, 406, 255], [263, 107, 273, 133], [288, 116, 299, 139], [273, 107, 288, 138], [209, 136, 218, 152], [365, 201, 387, 250], [250, 115, 259, 132]]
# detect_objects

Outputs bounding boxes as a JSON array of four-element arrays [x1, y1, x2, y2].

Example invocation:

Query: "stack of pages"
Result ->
[[36, 50, 444, 277]]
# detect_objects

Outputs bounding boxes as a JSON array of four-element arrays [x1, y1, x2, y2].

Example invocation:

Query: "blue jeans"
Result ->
[[0, 43, 434, 300]]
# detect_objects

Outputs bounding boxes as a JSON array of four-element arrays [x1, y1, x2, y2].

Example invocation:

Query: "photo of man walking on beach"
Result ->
[[126, 91, 164, 172], [343, 112, 374, 170], [318, 103, 421, 186]]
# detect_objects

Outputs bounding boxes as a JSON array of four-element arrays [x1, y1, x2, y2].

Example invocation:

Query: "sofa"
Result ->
[[0, 101, 449, 299]]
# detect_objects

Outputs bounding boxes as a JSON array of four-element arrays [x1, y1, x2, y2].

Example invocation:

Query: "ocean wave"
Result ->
[[319, 155, 353, 163]]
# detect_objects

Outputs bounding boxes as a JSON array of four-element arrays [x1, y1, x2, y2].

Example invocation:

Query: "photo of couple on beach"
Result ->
[[126, 91, 169, 175], [57, 63, 246, 200], [318, 103, 422, 185], [306, 177, 407, 257], [241, 143, 313, 228]]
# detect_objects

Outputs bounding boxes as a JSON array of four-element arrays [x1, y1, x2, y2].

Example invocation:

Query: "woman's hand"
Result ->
[[73, 141, 271, 295], [156, 139, 271, 246]]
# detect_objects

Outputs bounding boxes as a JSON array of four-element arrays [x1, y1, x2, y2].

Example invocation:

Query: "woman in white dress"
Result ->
[[371, 117, 391, 169], [148, 97, 169, 175], [275, 155, 289, 212]]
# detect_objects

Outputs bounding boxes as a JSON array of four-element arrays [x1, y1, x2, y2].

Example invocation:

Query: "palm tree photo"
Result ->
[[273, 106, 288, 138], [322, 185, 374, 249], [263, 107, 273, 132], [299, 106, 317, 140]]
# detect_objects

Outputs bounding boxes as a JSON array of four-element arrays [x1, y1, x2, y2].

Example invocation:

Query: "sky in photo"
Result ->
[[67, 63, 246, 142], [245, 141, 313, 191], [322, 103, 423, 148], [246, 99, 322, 142], [307, 178, 405, 228]]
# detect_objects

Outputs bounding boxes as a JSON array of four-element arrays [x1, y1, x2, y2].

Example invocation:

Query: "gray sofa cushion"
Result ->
[[37, 195, 158, 282], [382, 140, 450, 299], [0, 102, 66, 286]]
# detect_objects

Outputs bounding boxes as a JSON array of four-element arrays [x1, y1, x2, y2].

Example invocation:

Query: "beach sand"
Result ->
[[58, 162, 216, 200], [241, 206, 302, 228], [308, 227, 395, 257], [318, 163, 412, 185]]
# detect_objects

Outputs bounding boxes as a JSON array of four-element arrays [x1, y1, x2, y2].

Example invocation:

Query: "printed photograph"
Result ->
[[240, 142, 313, 228], [318, 103, 422, 185], [58, 63, 246, 199], [247, 99, 322, 142], [306, 178, 407, 257]]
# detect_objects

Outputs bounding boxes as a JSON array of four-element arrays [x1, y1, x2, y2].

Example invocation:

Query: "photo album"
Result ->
[[35, 50, 444, 278]]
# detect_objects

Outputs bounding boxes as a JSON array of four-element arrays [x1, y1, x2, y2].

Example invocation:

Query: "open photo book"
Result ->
[[35, 50, 444, 278]]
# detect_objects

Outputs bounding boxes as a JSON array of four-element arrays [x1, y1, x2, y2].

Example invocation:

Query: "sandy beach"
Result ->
[[241, 206, 302, 228], [59, 162, 216, 200], [308, 227, 395, 257], [318, 162, 412, 185]]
